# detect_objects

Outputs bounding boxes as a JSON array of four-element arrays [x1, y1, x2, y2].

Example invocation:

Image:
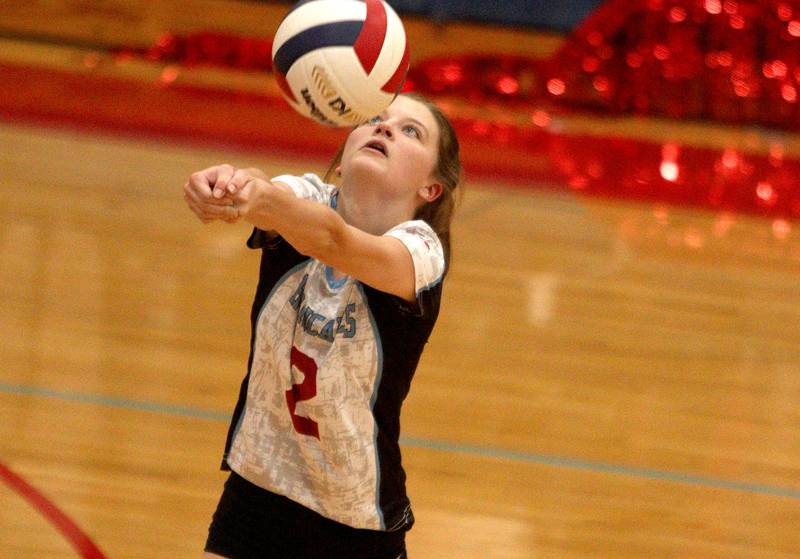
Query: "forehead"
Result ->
[[385, 96, 438, 132]]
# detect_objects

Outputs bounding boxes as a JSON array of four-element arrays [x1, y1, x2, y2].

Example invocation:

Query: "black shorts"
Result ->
[[205, 471, 408, 559]]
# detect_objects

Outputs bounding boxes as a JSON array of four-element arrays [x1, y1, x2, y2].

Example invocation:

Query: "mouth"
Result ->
[[362, 140, 388, 157]]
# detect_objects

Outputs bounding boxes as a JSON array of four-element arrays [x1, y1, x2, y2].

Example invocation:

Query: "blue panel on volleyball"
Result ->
[[273, 21, 365, 75]]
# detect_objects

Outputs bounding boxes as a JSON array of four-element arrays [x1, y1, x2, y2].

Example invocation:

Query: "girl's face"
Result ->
[[339, 95, 441, 204]]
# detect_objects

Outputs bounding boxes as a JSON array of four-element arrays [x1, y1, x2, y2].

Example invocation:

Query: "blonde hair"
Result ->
[[324, 93, 462, 266]]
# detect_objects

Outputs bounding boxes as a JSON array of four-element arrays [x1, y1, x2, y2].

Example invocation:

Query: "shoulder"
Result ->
[[270, 173, 337, 205], [383, 220, 445, 294]]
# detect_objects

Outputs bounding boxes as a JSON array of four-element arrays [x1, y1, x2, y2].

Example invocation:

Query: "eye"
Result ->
[[366, 115, 382, 126], [402, 125, 421, 139]]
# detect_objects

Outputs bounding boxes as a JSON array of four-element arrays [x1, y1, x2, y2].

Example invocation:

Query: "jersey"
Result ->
[[220, 173, 445, 532]]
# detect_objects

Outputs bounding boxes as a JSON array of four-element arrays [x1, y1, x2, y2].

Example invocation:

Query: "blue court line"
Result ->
[[401, 437, 800, 500], [2, 381, 799, 501], [0, 381, 231, 422]]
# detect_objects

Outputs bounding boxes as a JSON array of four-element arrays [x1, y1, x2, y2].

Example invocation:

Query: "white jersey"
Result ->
[[222, 173, 445, 531]]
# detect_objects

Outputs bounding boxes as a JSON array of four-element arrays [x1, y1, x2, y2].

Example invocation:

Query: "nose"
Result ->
[[374, 121, 393, 138]]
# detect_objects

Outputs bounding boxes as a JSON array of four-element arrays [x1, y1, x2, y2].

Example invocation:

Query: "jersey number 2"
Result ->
[[286, 346, 320, 439]]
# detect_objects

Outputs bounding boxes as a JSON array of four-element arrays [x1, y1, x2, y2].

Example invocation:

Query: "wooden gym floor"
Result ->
[[1, 0, 800, 556], [1, 117, 799, 558]]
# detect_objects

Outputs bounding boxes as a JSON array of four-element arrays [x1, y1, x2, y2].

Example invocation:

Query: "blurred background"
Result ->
[[1, 1, 799, 557]]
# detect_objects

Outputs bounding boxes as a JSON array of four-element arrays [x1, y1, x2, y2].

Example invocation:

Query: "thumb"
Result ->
[[213, 165, 236, 199]]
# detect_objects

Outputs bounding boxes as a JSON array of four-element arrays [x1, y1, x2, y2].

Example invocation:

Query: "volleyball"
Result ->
[[271, 0, 410, 127]]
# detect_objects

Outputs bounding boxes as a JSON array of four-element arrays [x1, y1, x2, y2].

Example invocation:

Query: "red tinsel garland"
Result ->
[[103, 4, 800, 225], [118, 2, 800, 131], [545, 0, 800, 129]]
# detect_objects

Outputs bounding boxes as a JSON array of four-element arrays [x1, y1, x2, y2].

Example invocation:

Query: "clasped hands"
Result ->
[[183, 164, 268, 224]]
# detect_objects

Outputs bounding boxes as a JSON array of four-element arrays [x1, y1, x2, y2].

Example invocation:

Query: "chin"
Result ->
[[346, 157, 388, 179]]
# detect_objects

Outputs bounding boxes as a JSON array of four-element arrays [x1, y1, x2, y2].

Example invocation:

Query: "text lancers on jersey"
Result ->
[[289, 274, 356, 342]]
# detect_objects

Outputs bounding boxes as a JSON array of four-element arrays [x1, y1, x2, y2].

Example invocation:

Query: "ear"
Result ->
[[335, 166, 342, 177], [418, 182, 443, 203]]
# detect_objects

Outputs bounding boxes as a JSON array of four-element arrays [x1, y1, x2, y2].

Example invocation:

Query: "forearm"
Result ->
[[240, 179, 417, 301], [246, 181, 345, 259]]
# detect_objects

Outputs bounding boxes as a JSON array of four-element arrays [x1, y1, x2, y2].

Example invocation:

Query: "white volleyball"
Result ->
[[272, 0, 410, 127]]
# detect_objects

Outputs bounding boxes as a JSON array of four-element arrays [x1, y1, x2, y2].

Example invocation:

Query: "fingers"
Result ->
[[183, 181, 239, 223], [183, 181, 222, 213], [183, 186, 213, 222], [183, 164, 236, 224], [211, 165, 239, 199], [188, 164, 231, 194], [213, 168, 252, 199], [183, 164, 265, 225], [227, 177, 266, 221]]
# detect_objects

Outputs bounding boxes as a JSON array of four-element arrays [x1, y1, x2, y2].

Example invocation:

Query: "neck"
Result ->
[[336, 177, 417, 235]]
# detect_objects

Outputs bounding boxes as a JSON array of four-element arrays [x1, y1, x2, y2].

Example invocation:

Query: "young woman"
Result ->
[[183, 93, 461, 559]]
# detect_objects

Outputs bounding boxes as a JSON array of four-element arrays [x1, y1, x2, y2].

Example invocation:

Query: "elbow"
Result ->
[[321, 213, 349, 256]]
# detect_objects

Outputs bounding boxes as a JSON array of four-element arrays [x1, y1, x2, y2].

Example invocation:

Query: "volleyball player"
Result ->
[[183, 93, 461, 558]]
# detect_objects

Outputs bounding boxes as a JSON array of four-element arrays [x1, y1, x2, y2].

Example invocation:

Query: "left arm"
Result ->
[[238, 178, 417, 303]]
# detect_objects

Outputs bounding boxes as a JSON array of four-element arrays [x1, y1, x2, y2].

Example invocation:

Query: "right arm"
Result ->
[[232, 178, 419, 302]]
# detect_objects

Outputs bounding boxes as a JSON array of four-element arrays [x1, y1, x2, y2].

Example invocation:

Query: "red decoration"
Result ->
[[545, 0, 800, 129], [48, 4, 800, 225], [115, 32, 274, 72]]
